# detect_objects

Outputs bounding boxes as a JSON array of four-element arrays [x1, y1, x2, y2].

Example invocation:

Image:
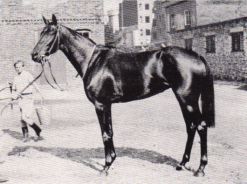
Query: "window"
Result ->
[[152, 32, 157, 40], [170, 14, 175, 31], [153, 19, 157, 27], [145, 4, 149, 10], [206, 35, 216, 53], [159, 15, 162, 21], [231, 32, 243, 52], [146, 29, 151, 36], [145, 16, 150, 23], [184, 10, 192, 27], [185, 38, 193, 50]]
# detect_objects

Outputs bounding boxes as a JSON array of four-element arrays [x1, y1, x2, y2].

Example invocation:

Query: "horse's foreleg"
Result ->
[[194, 124, 208, 177], [95, 102, 116, 174]]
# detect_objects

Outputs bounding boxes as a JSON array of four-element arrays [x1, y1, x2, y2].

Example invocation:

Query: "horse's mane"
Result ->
[[62, 25, 96, 45]]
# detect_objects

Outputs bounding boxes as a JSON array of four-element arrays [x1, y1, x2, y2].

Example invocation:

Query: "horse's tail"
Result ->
[[200, 56, 215, 128]]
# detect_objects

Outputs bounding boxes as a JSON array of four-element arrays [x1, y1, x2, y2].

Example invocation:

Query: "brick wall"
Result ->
[[0, 0, 104, 88], [171, 17, 247, 81]]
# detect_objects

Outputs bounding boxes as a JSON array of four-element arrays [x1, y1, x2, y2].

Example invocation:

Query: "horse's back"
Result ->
[[85, 46, 209, 103], [85, 48, 170, 103]]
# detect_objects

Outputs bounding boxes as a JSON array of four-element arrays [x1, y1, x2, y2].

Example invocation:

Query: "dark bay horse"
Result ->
[[31, 15, 215, 177]]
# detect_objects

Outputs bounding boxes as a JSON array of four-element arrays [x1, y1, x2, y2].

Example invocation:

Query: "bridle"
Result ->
[[41, 24, 98, 83], [39, 25, 64, 91], [46, 25, 61, 56]]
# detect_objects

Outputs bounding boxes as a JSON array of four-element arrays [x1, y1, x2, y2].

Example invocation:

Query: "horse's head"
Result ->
[[31, 14, 60, 63]]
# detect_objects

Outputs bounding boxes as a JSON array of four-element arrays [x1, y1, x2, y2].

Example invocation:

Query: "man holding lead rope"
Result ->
[[12, 60, 44, 142]]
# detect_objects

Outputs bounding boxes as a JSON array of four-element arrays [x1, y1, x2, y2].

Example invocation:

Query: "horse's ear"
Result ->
[[42, 16, 49, 25], [52, 14, 57, 25]]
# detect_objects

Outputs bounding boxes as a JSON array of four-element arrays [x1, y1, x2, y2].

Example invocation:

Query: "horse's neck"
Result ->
[[59, 27, 95, 78]]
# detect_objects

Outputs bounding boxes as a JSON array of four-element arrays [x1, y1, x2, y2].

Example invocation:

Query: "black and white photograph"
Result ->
[[0, 0, 246, 183]]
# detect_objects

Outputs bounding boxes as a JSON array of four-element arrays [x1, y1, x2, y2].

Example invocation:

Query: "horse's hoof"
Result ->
[[100, 166, 109, 176], [100, 170, 108, 176], [194, 170, 205, 177], [176, 164, 183, 171]]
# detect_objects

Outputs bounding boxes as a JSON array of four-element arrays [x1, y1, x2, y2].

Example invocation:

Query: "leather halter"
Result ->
[[47, 25, 61, 55], [46, 25, 97, 79]]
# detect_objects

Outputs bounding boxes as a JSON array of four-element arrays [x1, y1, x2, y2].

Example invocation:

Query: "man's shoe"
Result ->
[[30, 123, 41, 137], [22, 132, 29, 143], [33, 136, 44, 142], [23, 137, 30, 143]]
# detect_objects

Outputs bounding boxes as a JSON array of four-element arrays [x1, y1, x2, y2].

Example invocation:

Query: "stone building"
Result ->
[[151, 0, 247, 81], [0, 0, 104, 87], [172, 17, 247, 81]]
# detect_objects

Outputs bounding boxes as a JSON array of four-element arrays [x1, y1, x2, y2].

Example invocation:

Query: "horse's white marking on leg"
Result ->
[[201, 121, 206, 127], [95, 101, 104, 111], [202, 155, 207, 162], [198, 121, 207, 130], [197, 125, 204, 131], [102, 132, 110, 142], [190, 123, 196, 129], [187, 105, 193, 112]]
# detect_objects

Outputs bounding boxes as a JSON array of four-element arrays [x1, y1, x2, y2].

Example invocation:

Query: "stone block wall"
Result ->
[[170, 17, 247, 81]]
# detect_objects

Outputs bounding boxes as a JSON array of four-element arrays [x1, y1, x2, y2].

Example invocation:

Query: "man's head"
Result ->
[[14, 60, 25, 74]]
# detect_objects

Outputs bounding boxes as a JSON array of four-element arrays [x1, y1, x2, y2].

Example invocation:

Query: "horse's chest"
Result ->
[[84, 69, 121, 102]]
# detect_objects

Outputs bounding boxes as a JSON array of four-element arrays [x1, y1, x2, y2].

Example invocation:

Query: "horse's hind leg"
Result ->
[[194, 122, 208, 177], [175, 95, 201, 172], [95, 102, 116, 174]]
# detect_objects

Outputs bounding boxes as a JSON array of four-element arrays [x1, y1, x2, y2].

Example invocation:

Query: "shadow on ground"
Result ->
[[237, 84, 247, 91], [4, 129, 180, 173]]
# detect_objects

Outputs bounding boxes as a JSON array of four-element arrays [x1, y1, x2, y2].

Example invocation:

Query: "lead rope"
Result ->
[[41, 60, 58, 90], [47, 60, 64, 91]]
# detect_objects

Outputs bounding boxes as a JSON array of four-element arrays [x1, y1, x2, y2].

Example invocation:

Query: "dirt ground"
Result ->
[[0, 83, 246, 184]]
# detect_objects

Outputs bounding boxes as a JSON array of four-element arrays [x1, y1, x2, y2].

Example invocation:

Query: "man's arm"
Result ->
[[11, 79, 20, 100]]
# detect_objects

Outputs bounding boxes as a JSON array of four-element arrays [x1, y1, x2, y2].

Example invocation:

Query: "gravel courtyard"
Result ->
[[0, 83, 246, 184]]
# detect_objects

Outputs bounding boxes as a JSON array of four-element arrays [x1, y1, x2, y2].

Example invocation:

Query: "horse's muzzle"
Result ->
[[31, 52, 39, 62], [32, 52, 48, 63]]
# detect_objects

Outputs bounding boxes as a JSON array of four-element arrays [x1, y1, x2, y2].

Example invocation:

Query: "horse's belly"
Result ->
[[114, 78, 170, 103]]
